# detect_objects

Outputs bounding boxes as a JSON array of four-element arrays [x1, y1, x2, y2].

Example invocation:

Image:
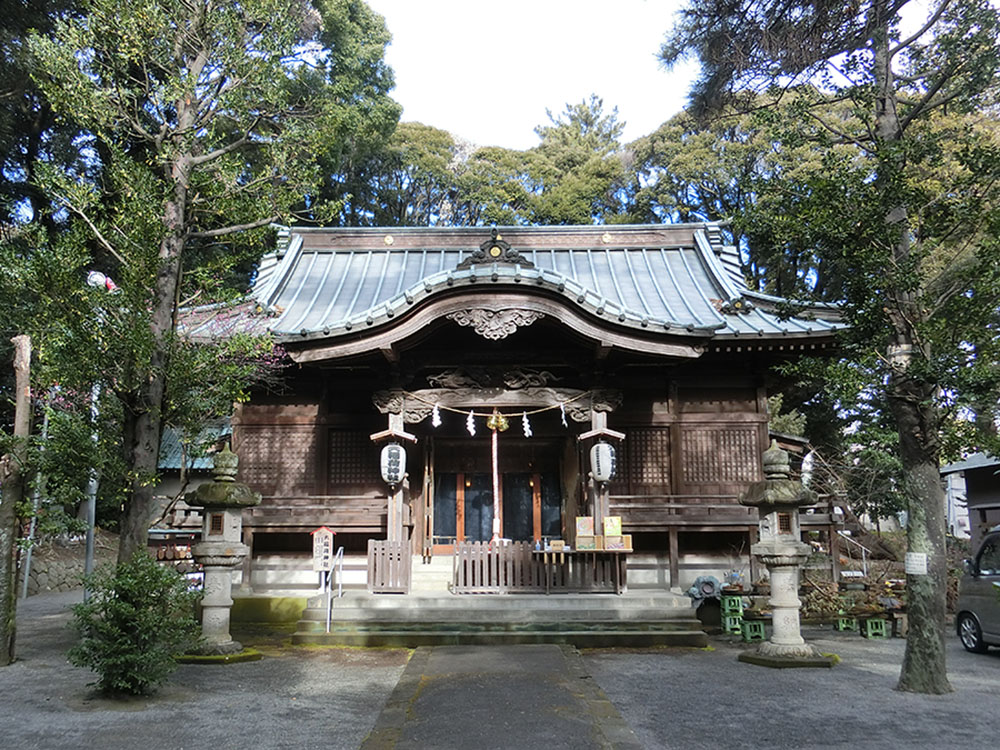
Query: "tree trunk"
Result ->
[[117, 178, 188, 561], [870, 2, 951, 693], [0, 335, 31, 666], [890, 380, 952, 694]]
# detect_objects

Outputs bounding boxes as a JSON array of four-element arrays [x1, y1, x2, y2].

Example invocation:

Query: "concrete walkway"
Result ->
[[3, 590, 1000, 749], [361, 645, 641, 750]]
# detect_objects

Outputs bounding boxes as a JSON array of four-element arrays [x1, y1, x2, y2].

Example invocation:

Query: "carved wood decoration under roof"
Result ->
[[426, 368, 559, 390], [372, 385, 622, 425], [178, 224, 844, 362], [445, 309, 544, 340]]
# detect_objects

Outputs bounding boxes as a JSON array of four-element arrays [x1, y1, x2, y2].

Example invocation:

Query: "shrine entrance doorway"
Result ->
[[430, 438, 563, 553]]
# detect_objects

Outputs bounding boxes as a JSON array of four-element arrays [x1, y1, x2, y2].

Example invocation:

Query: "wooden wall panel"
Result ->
[[615, 427, 671, 493], [679, 424, 762, 494], [237, 425, 318, 496], [328, 430, 381, 490]]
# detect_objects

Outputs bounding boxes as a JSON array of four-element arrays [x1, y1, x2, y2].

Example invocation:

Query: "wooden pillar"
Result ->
[[240, 526, 254, 592], [387, 412, 405, 544], [590, 411, 609, 532], [668, 526, 679, 589], [829, 523, 840, 582], [748, 525, 759, 585]]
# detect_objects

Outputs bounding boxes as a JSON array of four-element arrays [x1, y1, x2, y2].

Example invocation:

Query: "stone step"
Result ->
[[306, 608, 697, 624], [297, 618, 704, 633], [291, 625, 708, 649], [308, 592, 690, 609], [298, 592, 694, 624]]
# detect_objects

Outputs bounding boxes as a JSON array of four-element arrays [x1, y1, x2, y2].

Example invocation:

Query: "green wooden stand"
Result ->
[[861, 618, 888, 639], [741, 619, 766, 642], [721, 594, 744, 615], [723, 614, 743, 635], [834, 616, 857, 632]]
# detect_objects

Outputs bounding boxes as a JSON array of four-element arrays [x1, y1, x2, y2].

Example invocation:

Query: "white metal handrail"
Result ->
[[324, 546, 345, 634], [836, 530, 871, 577]]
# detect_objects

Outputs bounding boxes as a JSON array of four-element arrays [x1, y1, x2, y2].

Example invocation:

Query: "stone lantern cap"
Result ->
[[184, 443, 261, 509], [739, 440, 817, 509]]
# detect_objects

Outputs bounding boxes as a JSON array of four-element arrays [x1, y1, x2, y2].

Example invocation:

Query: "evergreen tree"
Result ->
[[663, 0, 1000, 693]]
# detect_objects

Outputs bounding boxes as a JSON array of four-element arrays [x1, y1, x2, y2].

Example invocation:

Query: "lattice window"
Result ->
[[680, 426, 761, 485], [328, 430, 381, 488], [620, 428, 671, 491], [238, 426, 317, 496]]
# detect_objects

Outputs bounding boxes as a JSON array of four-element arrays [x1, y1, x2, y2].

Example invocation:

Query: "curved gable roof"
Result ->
[[182, 224, 842, 360]]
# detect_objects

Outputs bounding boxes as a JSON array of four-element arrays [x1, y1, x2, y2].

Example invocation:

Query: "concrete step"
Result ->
[[291, 625, 708, 648], [297, 618, 704, 634], [307, 590, 689, 609], [297, 591, 695, 624]]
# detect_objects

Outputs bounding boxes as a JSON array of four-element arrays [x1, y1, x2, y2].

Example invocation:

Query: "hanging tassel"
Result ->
[[432, 403, 442, 427], [522, 411, 532, 438], [560, 402, 568, 428], [466, 410, 476, 437]]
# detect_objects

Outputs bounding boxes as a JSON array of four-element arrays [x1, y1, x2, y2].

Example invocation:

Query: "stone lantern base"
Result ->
[[737, 540, 837, 669], [191, 541, 248, 656], [738, 650, 837, 669]]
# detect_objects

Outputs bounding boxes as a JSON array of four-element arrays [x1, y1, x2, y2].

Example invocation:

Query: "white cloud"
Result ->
[[365, 0, 697, 149]]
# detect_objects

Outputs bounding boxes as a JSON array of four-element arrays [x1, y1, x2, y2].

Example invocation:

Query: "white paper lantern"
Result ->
[[590, 441, 617, 482], [380, 443, 406, 486]]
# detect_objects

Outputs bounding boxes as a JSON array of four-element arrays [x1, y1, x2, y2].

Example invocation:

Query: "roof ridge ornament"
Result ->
[[456, 228, 535, 269], [712, 296, 755, 315]]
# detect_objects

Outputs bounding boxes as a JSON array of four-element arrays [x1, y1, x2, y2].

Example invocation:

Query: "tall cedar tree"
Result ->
[[663, 0, 1000, 693], [29, 0, 395, 560]]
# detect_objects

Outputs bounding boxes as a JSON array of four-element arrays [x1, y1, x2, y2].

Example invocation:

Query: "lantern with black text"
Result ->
[[380, 442, 406, 486], [590, 441, 617, 482]]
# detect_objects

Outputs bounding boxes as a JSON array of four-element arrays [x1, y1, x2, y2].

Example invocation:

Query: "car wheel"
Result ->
[[958, 613, 989, 653]]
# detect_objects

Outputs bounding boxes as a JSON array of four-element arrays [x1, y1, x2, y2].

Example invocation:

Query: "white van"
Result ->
[[956, 525, 1000, 653]]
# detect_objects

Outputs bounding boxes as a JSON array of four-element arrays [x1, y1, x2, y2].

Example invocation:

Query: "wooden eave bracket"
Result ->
[[369, 428, 418, 444], [577, 427, 626, 442]]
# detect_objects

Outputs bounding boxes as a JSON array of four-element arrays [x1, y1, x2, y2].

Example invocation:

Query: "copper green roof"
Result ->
[[180, 223, 842, 358]]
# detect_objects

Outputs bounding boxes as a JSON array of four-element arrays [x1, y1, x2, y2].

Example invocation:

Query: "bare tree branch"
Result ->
[[187, 214, 280, 239], [54, 194, 127, 265], [891, 0, 952, 57]]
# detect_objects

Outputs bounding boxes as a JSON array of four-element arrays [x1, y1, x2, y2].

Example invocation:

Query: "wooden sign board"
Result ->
[[311, 526, 336, 571]]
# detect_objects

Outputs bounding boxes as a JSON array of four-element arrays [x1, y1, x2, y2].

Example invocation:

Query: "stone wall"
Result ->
[[17, 532, 119, 597]]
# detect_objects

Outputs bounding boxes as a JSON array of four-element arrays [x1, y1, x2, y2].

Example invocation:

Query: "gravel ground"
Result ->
[[4, 591, 1000, 750], [0, 591, 409, 750], [585, 626, 1000, 750]]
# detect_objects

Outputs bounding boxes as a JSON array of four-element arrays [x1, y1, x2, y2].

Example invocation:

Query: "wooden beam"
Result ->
[[577, 426, 626, 442], [668, 526, 679, 589], [369, 428, 417, 444]]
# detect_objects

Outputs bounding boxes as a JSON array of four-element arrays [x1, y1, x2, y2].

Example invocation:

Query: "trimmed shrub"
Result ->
[[68, 553, 201, 695]]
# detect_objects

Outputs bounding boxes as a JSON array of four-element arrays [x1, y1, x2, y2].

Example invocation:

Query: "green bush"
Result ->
[[68, 553, 202, 695]]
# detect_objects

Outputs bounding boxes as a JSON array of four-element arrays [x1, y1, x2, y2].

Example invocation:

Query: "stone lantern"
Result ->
[[739, 440, 832, 666], [186, 444, 261, 655]]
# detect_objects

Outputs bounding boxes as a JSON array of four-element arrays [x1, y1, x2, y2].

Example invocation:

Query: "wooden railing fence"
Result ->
[[367, 539, 411, 594], [451, 541, 627, 594], [452, 541, 541, 594]]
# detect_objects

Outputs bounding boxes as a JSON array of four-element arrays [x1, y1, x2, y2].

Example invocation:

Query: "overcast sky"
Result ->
[[363, 0, 954, 152], [364, 0, 697, 150]]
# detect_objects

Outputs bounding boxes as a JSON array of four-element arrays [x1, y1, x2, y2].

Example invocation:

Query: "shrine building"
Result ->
[[181, 223, 842, 593]]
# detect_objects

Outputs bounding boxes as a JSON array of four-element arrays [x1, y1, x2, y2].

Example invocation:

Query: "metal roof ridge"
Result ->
[[693, 228, 746, 300], [741, 288, 843, 311], [254, 233, 304, 307], [283, 221, 715, 234]]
